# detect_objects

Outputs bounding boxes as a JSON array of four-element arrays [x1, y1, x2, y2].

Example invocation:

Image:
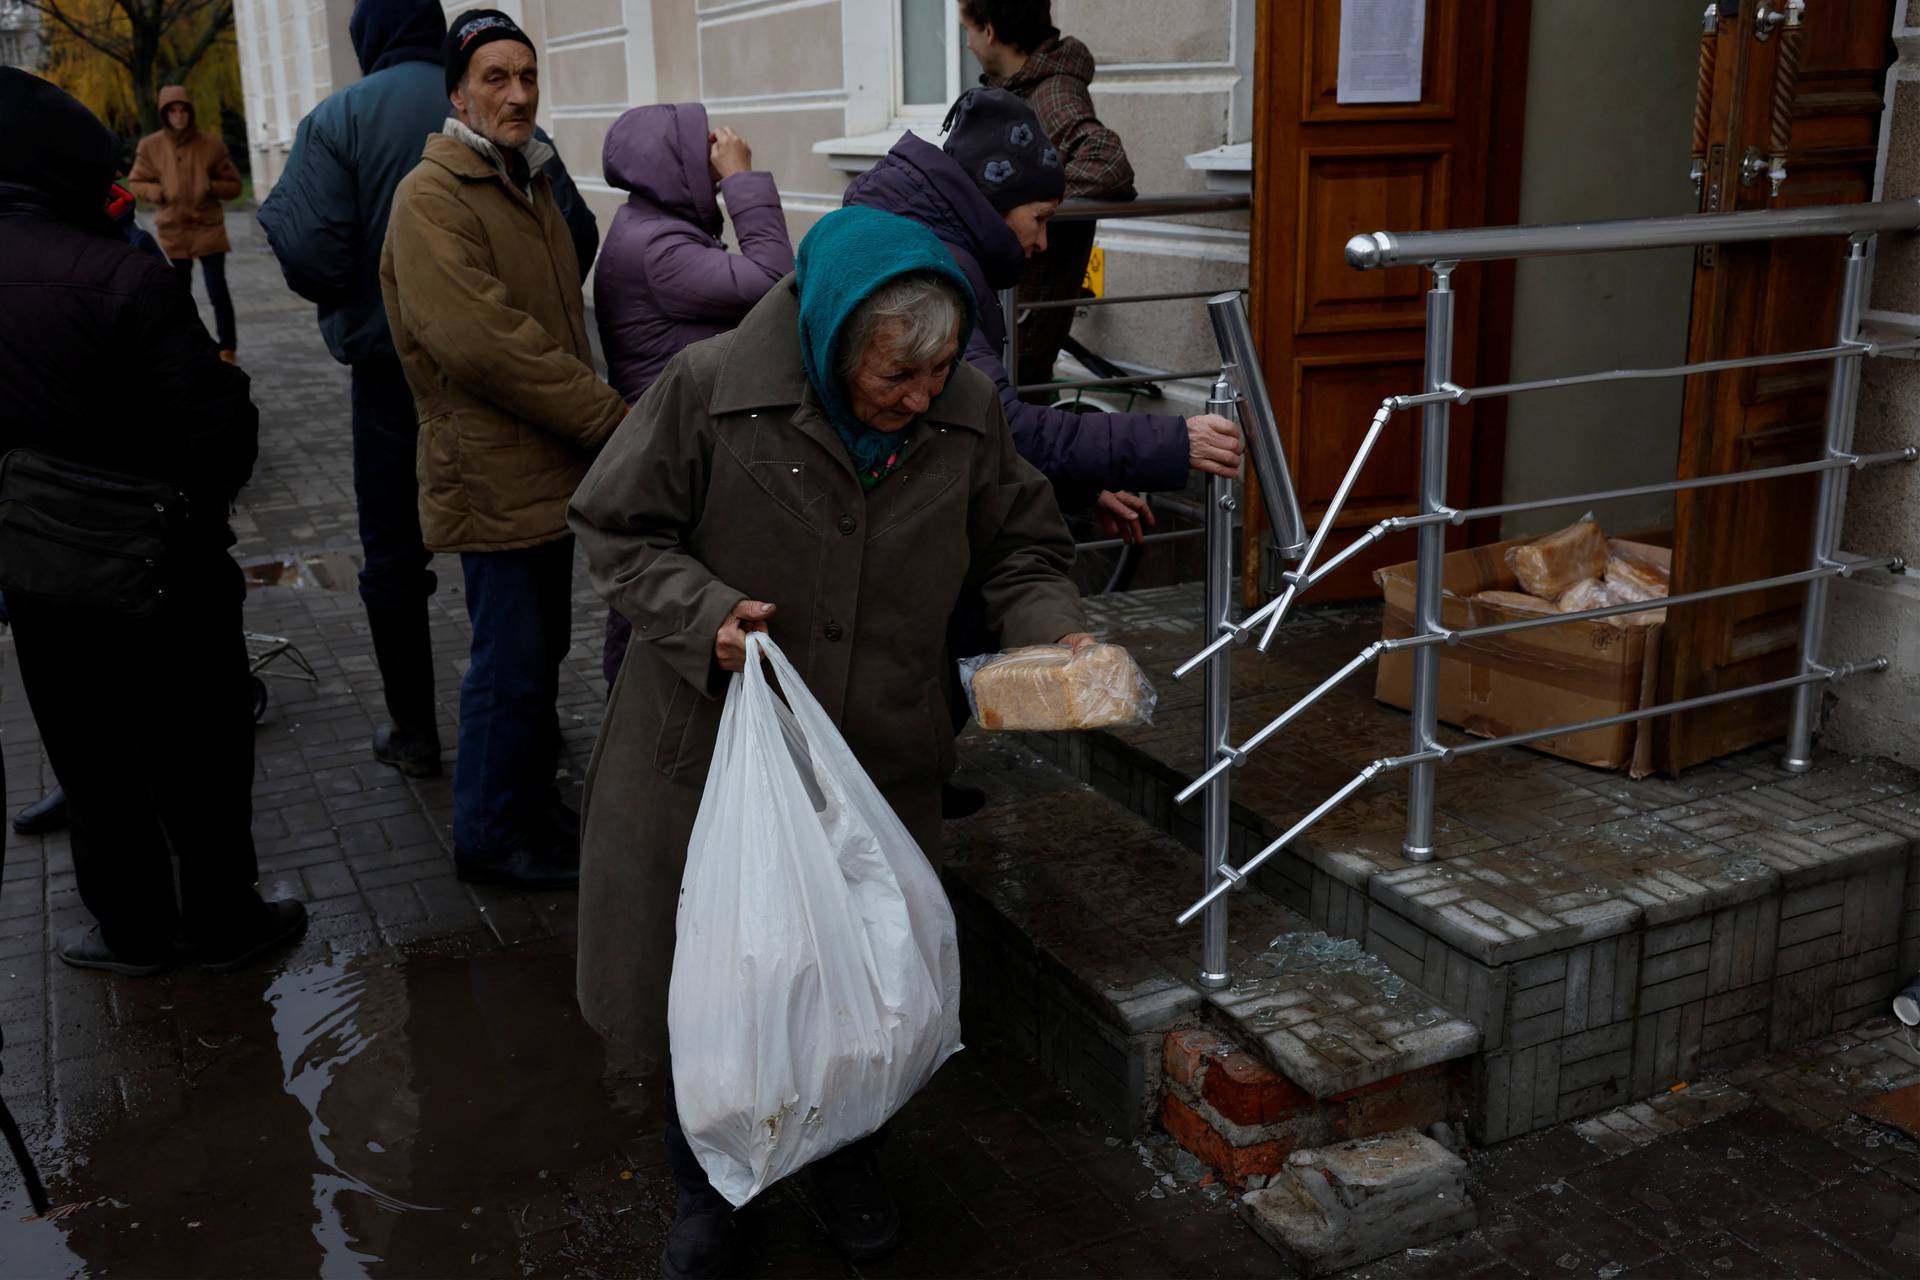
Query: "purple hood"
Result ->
[[603, 103, 722, 236]]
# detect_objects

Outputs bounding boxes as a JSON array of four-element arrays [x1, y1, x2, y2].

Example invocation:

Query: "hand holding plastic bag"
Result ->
[[668, 634, 963, 1206]]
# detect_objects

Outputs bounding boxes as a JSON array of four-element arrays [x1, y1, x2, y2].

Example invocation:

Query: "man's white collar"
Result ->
[[442, 116, 556, 180]]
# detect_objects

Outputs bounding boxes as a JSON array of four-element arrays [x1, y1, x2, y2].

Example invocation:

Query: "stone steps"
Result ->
[[1028, 587, 1920, 1144], [943, 733, 1480, 1175]]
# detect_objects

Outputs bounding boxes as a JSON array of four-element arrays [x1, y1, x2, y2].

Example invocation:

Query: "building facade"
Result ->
[[0, 0, 42, 70], [233, 0, 1254, 408]]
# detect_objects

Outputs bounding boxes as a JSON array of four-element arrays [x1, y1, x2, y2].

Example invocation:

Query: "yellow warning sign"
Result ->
[[1082, 246, 1105, 298]]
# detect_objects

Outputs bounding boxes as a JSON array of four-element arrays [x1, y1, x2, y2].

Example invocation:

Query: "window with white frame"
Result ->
[[894, 0, 983, 122]]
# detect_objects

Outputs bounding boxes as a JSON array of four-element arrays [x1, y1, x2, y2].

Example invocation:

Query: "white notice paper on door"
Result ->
[[1337, 0, 1426, 104]]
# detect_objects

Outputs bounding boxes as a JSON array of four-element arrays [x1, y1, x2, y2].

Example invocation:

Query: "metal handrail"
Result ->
[[1057, 193, 1250, 223], [1167, 200, 1917, 974], [1020, 288, 1236, 312], [1345, 197, 1920, 269]]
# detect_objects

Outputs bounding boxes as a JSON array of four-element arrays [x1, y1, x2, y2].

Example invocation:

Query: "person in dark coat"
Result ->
[[0, 68, 307, 975], [256, 0, 601, 782], [592, 101, 795, 688], [842, 88, 1240, 545]]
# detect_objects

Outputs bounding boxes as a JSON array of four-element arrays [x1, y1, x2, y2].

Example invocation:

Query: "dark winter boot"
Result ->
[[366, 605, 441, 777], [660, 1187, 742, 1280], [804, 1133, 899, 1261]]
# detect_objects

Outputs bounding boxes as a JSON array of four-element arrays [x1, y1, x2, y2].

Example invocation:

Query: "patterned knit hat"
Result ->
[[443, 8, 535, 98], [940, 88, 1065, 211]]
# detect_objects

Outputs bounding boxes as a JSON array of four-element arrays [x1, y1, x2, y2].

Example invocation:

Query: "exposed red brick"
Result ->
[[1159, 1094, 1291, 1186], [1326, 1062, 1443, 1104], [1162, 1028, 1234, 1092], [1200, 1049, 1314, 1127]]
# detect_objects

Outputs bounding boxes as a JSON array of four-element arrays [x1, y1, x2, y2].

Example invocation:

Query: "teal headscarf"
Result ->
[[793, 207, 978, 477]]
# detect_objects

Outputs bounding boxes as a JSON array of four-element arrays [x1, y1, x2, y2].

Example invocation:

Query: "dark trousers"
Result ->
[[454, 538, 574, 852], [350, 355, 439, 735], [1014, 221, 1097, 389], [173, 252, 236, 353], [8, 556, 261, 961]]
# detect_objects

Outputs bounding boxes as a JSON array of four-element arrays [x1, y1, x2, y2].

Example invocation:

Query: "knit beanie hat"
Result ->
[[940, 87, 1065, 212], [443, 8, 535, 98]]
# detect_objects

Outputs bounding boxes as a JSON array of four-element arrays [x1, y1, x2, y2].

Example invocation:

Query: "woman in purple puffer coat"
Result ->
[[593, 103, 795, 686]]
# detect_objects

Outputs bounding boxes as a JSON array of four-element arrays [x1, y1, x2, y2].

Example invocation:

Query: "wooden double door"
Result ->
[[1247, 0, 1895, 772]]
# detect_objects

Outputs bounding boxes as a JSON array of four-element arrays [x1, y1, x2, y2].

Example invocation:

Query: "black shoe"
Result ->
[[941, 781, 986, 820], [199, 900, 310, 973], [660, 1190, 742, 1280], [56, 924, 169, 977], [454, 843, 580, 891], [372, 723, 442, 778], [13, 786, 68, 835], [805, 1138, 899, 1262]]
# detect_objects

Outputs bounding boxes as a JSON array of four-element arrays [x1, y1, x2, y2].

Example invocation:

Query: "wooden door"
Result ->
[[1657, 0, 1894, 772], [1242, 0, 1532, 605]]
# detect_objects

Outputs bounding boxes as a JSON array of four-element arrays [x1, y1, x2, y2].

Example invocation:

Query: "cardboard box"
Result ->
[[1373, 537, 1668, 775]]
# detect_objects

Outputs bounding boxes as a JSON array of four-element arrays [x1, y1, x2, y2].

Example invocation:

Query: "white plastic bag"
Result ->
[[668, 633, 963, 1207]]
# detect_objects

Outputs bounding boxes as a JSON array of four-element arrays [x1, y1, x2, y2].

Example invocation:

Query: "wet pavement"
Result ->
[[7, 216, 1920, 1280], [0, 217, 1276, 1278]]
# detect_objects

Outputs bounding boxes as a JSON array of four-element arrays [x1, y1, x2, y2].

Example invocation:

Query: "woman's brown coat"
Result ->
[[568, 277, 1087, 1065], [125, 86, 241, 260]]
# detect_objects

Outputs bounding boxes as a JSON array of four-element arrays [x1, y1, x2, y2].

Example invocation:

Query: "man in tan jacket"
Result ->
[[126, 85, 244, 361], [380, 7, 626, 890]]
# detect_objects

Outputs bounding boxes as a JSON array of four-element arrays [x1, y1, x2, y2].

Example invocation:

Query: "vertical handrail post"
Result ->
[[1198, 375, 1238, 990], [1403, 265, 1457, 862], [998, 286, 1018, 378], [1784, 236, 1872, 771]]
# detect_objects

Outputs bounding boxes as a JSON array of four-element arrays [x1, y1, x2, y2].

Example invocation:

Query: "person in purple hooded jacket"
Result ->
[[593, 103, 795, 686], [843, 88, 1241, 546]]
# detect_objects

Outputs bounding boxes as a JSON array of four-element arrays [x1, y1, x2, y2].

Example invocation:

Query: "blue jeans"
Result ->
[[454, 538, 574, 853]]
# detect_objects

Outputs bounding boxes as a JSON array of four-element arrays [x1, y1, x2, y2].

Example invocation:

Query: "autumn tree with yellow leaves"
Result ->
[[26, 0, 240, 139]]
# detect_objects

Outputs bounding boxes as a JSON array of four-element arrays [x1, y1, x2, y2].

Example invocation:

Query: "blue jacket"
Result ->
[[257, 0, 598, 366], [843, 131, 1188, 507]]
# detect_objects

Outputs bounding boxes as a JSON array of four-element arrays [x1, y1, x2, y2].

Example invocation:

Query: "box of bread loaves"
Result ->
[[1373, 518, 1670, 775]]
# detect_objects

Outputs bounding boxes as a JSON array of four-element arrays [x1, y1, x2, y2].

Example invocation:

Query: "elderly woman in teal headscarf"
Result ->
[[567, 206, 1089, 1277]]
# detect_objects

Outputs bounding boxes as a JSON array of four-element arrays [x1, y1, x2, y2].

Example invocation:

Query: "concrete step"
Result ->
[[944, 733, 1480, 1172], [1033, 586, 1920, 1144]]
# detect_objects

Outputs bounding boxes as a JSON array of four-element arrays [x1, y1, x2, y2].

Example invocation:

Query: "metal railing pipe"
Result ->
[[1786, 238, 1874, 771], [1403, 267, 1456, 862], [1207, 291, 1308, 558], [1174, 640, 1388, 805], [1256, 402, 1394, 652], [1073, 527, 1208, 554], [1450, 659, 1888, 761], [1345, 198, 1920, 270], [1019, 289, 1236, 312], [1057, 192, 1251, 223], [1433, 448, 1917, 529], [997, 285, 1017, 378], [1378, 556, 1902, 650], [1016, 368, 1218, 395], [1197, 376, 1238, 991]]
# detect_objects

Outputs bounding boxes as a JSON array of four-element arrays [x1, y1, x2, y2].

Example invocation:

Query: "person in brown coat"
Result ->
[[379, 8, 627, 891], [126, 85, 243, 361], [570, 206, 1089, 1277], [961, 0, 1136, 387]]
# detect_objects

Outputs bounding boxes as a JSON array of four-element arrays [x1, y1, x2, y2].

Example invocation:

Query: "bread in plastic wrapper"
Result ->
[[960, 643, 1156, 731], [1558, 577, 1665, 629], [1604, 550, 1670, 598], [1505, 518, 1608, 600], [1471, 589, 1558, 617]]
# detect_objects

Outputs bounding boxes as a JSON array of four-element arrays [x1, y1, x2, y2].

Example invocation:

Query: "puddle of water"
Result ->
[[0, 942, 666, 1277], [242, 552, 363, 592]]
